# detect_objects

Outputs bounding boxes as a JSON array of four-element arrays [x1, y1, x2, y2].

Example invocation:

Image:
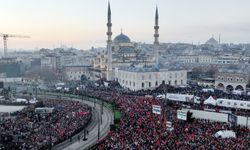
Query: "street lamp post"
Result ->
[[113, 103, 115, 124], [94, 98, 96, 109], [97, 111, 100, 140], [100, 102, 102, 125], [49, 120, 52, 150], [101, 100, 104, 115], [247, 116, 249, 127]]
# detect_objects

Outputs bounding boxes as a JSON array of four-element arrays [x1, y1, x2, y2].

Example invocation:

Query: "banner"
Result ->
[[152, 105, 161, 115], [228, 113, 237, 125], [177, 110, 187, 121]]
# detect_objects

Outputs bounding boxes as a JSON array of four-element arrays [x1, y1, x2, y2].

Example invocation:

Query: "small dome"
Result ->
[[114, 33, 131, 43]]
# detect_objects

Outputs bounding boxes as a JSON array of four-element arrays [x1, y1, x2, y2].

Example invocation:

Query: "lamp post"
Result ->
[[97, 111, 100, 140], [94, 98, 96, 109], [113, 103, 115, 124], [101, 100, 104, 115], [164, 84, 167, 103], [66, 115, 70, 140], [49, 117, 52, 150], [100, 102, 102, 125], [247, 116, 249, 127]]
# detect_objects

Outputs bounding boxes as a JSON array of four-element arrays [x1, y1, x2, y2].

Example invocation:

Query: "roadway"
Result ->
[[35, 94, 113, 150]]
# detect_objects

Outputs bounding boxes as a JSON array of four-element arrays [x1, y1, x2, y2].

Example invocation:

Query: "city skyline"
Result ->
[[0, 0, 250, 50]]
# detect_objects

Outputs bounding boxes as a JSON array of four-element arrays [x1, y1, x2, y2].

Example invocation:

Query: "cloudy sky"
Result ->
[[0, 0, 250, 50]]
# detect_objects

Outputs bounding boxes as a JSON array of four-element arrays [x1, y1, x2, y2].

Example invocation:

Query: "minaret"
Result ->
[[154, 6, 159, 66], [107, 1, 113, 80], [219, 34, 221, 44]]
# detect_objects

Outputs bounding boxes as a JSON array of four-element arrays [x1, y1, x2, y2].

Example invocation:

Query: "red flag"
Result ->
[[79, 111, 89, 115]]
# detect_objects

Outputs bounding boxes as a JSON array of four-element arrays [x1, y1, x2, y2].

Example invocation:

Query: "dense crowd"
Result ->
[[81, 82, 250, 150], [0, 99, 91, 150]]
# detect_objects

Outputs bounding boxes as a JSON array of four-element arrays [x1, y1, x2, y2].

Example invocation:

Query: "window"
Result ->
[[168, 81, 171, 85], [149, 82, 151, 87], [181, 80, 183, 85], [162, 80, 165, 85], [149, 74, 152, 80], [129, 81, 131, 86], [142, 82, 144, 88], [155, 81, 158, 86], [133, 82, 135, 87], [175, 80, 177, 85]]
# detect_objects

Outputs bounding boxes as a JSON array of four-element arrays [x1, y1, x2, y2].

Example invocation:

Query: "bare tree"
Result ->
[[24, 68, 58, 83]]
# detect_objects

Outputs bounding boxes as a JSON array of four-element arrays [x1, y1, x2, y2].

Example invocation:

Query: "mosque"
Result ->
[[91, 2, 187, 91]]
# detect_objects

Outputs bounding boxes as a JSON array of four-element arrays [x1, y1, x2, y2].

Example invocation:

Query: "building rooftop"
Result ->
[[118, 63, 185, 73]]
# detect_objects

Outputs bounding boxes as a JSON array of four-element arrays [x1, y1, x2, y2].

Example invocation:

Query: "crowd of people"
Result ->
[[80, 82, 250, 149], [0, 99, 91, 150], [1, 80, 249, 149]]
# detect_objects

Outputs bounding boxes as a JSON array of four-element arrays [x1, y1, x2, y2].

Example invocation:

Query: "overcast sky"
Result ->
[[0, 0, 250, 50]]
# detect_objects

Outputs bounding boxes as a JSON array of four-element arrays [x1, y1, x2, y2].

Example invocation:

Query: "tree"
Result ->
[[24, 68, 59, 83]]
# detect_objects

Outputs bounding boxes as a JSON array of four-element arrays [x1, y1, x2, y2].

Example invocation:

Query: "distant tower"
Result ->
[[107, 1, 113, 80], [154, 6, 160, 65], [219, 34, 221, 44]]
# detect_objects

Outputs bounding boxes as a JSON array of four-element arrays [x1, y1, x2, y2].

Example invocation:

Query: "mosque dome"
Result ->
[[114, 33, 131, 43], [205, 36, 218, 45]]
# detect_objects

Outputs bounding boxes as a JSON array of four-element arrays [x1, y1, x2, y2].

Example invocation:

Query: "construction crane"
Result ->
[[0, 33, 30, 58]]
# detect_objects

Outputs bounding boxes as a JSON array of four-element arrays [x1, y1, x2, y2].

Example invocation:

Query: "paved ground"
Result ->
[[51, 97, 113, 150], [0, 105, 26, 112]]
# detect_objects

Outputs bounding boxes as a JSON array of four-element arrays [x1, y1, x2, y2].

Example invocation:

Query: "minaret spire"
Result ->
[[107, 1, 113, 80], [108, 1, 111, 23], [154, 6, 159, 65]]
